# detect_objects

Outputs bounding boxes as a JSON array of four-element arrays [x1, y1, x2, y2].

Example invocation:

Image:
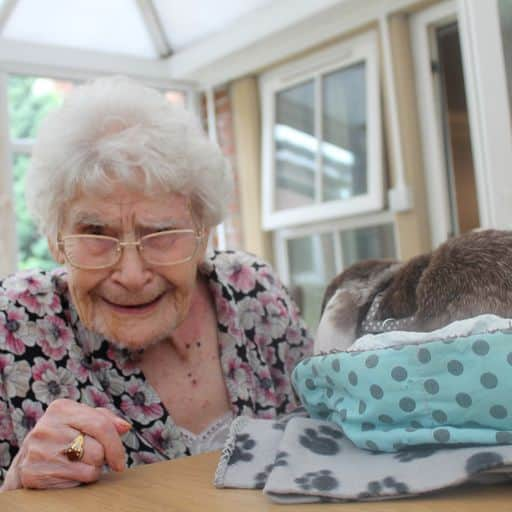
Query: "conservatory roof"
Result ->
[[0, 0, 349, 84]]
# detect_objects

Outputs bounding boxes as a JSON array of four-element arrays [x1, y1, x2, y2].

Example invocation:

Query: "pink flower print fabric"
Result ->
[[0, 250, 313, 483]]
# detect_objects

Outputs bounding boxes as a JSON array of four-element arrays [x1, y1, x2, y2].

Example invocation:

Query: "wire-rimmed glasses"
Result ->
[[57, 229, 203, 270]]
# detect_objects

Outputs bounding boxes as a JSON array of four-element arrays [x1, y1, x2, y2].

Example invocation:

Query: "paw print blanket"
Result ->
[[215, 413, 512, 503], [214, 316, 512, 503]]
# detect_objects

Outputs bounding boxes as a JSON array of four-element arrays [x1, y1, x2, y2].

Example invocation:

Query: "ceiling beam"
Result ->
[[135, 0, 173, 59], [0, 38, 194, 89], [0, 0, 19, 33], [167, 0, 430, 86]]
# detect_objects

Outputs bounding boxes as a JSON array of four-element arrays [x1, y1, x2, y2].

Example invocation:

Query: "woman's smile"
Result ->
[[100, 293, 165, 315]]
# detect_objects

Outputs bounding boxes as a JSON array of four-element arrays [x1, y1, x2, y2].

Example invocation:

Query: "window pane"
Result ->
[[322, 62, 367, 202], [274, 80, 316, 210], [340, 224, 396, 268], [8, 75, 74, 139], [12, 154, 56, 270], [287, 233, 336, 332], [165, 90, 187, 107], [499, 0, 512, 120], [3, 0, 156, 58]]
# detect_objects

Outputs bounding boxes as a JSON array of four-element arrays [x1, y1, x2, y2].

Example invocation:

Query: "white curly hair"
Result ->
[[25, 75, 232, 241]]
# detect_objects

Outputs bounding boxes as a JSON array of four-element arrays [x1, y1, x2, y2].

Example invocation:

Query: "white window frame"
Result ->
[[411, 0, 458, 248], [456, 0, 512, 230], [411, 0, 512, 244], [0, 63, 199, 276], [260, 30, 383, 231], [274, 210, 397, 288]]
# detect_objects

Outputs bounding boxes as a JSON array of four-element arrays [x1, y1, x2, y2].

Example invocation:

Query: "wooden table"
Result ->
[[2, 451, 512, 511]]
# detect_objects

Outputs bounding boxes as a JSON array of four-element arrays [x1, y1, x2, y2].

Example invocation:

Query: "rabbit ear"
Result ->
[[314, 288, 360, 354]]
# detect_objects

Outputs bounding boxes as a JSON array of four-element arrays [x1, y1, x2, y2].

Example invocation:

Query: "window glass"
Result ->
[[165, 90, 187, 107], [262, 33, 381, 229], [8, 76, 74, 140], [286, 223, 396, 332], [287, 233, 336, 331], [274, 80, 316, 210], [340, 224, 396, 268], [322, 62, 367, 201], [8, 75, 74, 269], [499, 0, 512, 120], [12, 154, 55, 270]]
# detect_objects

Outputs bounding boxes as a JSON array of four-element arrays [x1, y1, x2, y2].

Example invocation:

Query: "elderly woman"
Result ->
[[0, 77, 313, 491]]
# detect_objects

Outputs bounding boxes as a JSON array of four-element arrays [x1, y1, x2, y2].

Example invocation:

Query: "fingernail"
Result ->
[[116, 418, 132, 431]]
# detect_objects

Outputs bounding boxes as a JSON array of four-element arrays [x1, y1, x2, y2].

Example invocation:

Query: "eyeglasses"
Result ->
[[58, 229, 204, 270]]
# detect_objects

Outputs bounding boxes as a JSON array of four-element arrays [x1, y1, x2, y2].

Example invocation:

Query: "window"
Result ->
[[498, 0, 512, 115], [275, 213, 397, 332], [3, 74, 191, 273], [260, 31, 383, 230], [8, 75, 75, 270]]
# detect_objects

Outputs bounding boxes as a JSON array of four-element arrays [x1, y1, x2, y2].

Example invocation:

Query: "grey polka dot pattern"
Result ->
[[399, 397, 416, 413], [370, 385, 384, 400], [473, 339, 490, 355], [424, 379, 439, 395], [417, 348, 431, 363], [325, 375, 335, 387], [447, 360, 464, 376], [456, 393, 472, 408], [432, 410, 448, 423], [496, 431, 512, 443], [365, 440, 378, 451], [491, 405, 508, 419], [391, 366, 407, 382], [433, 429, 450, 443], [293, 330, 512, 452], [365, 355, 379, 368], [481, 372, 498, 389]]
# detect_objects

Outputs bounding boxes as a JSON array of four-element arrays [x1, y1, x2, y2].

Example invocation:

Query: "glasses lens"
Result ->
[[142, 230, 198, 265], [63, 236, 118, 268]]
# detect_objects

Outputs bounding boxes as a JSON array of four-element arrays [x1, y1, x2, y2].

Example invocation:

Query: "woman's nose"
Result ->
[[111, 244, 152, 289]]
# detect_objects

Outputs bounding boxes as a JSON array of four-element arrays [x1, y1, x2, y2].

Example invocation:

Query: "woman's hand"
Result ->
[[0, 399, 131, 491]]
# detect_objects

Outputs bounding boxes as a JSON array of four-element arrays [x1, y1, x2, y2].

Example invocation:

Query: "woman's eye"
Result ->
[[83, 225, 105, 235]]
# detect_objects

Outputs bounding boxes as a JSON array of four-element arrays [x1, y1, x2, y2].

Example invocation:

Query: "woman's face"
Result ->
[[54, 185, 208, 351]]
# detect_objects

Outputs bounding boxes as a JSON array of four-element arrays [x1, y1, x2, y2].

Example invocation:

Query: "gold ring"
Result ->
[[63, 432, 85, 462]]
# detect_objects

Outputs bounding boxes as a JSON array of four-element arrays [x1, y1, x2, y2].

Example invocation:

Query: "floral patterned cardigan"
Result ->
[[0, 250, 313, 483]]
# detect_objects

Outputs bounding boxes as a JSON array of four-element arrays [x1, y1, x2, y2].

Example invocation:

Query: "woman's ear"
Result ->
[[199, 228, 211, 255], [47, 238, 66, 265], [202, 228, 211, 248]]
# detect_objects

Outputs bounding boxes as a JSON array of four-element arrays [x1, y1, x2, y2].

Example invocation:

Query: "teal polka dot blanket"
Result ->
[[293, 315, 512, 452], [215, 316, 512, 503]]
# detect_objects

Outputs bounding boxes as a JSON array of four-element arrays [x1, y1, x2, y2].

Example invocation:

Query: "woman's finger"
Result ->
[[59, 430, 105, 468], [19, 459, 102, 489], [46, 400, 127, 471]]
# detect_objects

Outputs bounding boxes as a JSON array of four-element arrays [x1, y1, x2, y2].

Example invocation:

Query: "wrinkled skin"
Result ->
[[1, 186, 208, 491], [1, 399, 131, 491]]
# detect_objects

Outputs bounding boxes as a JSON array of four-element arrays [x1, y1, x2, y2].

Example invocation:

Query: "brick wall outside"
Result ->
[[200, 87, 244, 251]]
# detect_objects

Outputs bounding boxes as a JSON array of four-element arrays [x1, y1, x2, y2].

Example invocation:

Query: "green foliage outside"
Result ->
[[8, 76, 70, 270]]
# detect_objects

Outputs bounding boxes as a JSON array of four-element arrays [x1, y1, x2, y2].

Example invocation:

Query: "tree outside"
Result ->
[[8, 76, 74, 270]]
